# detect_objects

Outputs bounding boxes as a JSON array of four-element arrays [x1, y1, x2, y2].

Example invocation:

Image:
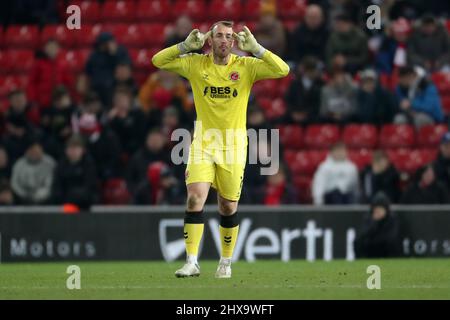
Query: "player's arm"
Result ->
[[151, 29, 211, 78], [233, 26, 289, 81]]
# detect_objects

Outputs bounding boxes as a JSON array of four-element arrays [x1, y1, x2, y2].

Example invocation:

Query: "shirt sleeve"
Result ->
[[247, 50, 290, 82], [151, 44, 194, 79]]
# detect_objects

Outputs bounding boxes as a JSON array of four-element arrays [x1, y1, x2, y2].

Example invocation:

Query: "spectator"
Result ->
[[394, 66, 443, 128], [27, 38, 72, 109], [164, 15, 196, 50], [134, 162, 184, 205], [354, 192, 401, 258], [52, 135, 98, 210], [2, 90, 38, 163], [355, 69, 397, 124], [376, 18, 411, 74], [247, 104, 270, 131], [40, 86, 75, 158], [407, 14, 450, 72], [10, 138, 55, 204], [0, 182, 14, 206], [126, 129, 171, 195], [241, 136, 268, 204], [326, 13, 369, 74], [113, 62, 138, 97], [161, 106, 181, 147], [0, 145, 11, 184], [86, 32, 131, 106], [254, 3, 287, 58], [400, 164, 449, 204], [138, 70, 193, 119], [72, 98, 122, 181], [290, 4, 329, 62], [262, 164, 297, 205], [107, 87, 148, 155], [285, 56, 324, 124], [433, 132, 450, 190], [361, 150, 401, 204], [6, 89, 40, 126], [320, 67, 357, 123], [312, 142, 359, 205]]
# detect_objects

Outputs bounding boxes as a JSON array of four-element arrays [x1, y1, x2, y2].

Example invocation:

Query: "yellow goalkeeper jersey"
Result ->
[[152, 45, 289, 150]]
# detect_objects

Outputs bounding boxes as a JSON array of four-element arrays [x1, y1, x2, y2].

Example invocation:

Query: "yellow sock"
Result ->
[[184, 223, 204, 256], [219, 213, 239, 259]]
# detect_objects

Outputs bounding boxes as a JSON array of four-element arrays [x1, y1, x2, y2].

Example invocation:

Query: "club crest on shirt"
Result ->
[[229, 71, 240, 82]]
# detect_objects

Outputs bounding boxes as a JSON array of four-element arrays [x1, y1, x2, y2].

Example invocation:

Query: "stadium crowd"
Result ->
[[0, 0, 450, 209]]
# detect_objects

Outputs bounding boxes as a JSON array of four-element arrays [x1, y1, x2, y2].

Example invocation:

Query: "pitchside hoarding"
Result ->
[[0, 206, 449, 262]]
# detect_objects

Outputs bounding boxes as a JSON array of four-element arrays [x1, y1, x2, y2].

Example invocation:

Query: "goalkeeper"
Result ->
[[152, 21, 289, 278]]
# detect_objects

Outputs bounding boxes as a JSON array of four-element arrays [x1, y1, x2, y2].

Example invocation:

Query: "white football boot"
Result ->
[[175, 263, 200, 278], [215, 258, 232, 279]]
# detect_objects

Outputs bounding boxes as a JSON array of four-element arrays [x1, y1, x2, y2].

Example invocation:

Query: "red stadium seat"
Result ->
[[278, 73, 294, 97], [70, 1, 100, 23], [101, 0, 136, 23], [4, 25, 39, 49], [74, 24, 103, 48], [293, 175, 313, 204], [252, 79, 279, 98], [277, 124, 304, 149], [102, 178, 131, 205], [441, 96, 450, 116], [288, 150, 327, 176], [283, 20, 300, 32], [387, 148, 437, 174], [304, 124, 340, 149], [0, 50, 34, 74], [40, 25, 76, 48], [244, 0, 263, 21], [103, 24, 142, 48], [173, 0, 207, 22], [342, 124, 378, 148], [59, 49, 90, 73], [136, 0, 172, 22], [379, 124, 415, 149], [138, 23, 168, 47], [257, 97, 286, 120], [209, 0, 242, 21], [0, 75, 28, 98], [348, 149, 373, 171], [431, 72, 450, 93], [131, 48, 160, 72], [417, 124, 449, 148], [278, 0, 307, 20]]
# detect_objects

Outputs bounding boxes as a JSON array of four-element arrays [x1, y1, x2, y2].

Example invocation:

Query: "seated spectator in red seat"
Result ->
[[6, 89, 40, 126], [326, 13, 368, 74], [355, 69, 397, 125], [376, 18, 411, 74], [165, 15, 196, 50], [0, 182, 14, 206], [52, 135, 98, 210], [393, 66, 444, 128], [320, 67, 357, 123], [400, 164, 449, 204], [126, 129, 171, 195], [11, 138, 55, 205], [407, 14, 450, 72], [0, 145, 11, 184], [27, 38, 72, 109], [285, 56, 324, 125], [40, 86, 75, 158], [86, 32, 131, 106], [2, 90, 38, 163], [290, 4, 328, 63], [354, 192, 401, 258], [107, 87, 148, 155], [134, 162, 184, 205], [361, 150, 400, 204], [433, 132, 450, 190], [254, 3, 286, 58], [312, 142, 359, 205], [262, 164, 297, 205], [112, 62, 138, 97], [72, 94, 122, 181]]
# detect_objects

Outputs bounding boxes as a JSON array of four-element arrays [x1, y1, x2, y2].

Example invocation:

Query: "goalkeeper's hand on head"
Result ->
[[233, 26, 266, 57], [178, 29, 211, 53]]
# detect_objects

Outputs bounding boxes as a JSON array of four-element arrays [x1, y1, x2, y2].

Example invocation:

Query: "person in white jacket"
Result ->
[[312, 142, 359, 205]]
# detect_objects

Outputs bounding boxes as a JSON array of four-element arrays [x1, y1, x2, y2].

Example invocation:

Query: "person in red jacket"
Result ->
[[27, 38, 72, 109]]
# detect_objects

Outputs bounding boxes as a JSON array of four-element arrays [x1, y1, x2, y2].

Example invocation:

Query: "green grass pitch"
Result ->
[[0, 259, 449, 299]]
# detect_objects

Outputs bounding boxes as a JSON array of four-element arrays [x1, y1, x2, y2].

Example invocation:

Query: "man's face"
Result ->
[[208, 24, 234, 59], [398, 73, 415, 88], [331, 146, 347, 162], [66, 145, 84, 163], [361, 78, 376, 93], [440, 142, 450, 159], [422, 23, 436, 36], [304, 6, 323, 29], [113, 92, 131, 112], [372, 206, 387, 221], [335, 20, 352, 33], [26, 144, 43, 163], [115, 64, 131, 81], [45, 41, 59, 59], [146, 132, 165, 152], [9, 92, 27, 112], [176, 15, 192, 37]]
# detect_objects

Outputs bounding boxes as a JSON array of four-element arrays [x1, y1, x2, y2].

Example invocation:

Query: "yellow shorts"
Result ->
[[185, 145, 247, 201]]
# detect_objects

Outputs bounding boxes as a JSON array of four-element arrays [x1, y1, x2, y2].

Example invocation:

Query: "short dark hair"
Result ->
[[330, 141, 346, 151], [66, 134, 85, 148], [398, 66, 415, 77]]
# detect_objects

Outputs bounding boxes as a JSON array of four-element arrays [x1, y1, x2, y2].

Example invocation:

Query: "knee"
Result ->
[[187, 193, 204, 211], [219, 200, 237, 215]]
